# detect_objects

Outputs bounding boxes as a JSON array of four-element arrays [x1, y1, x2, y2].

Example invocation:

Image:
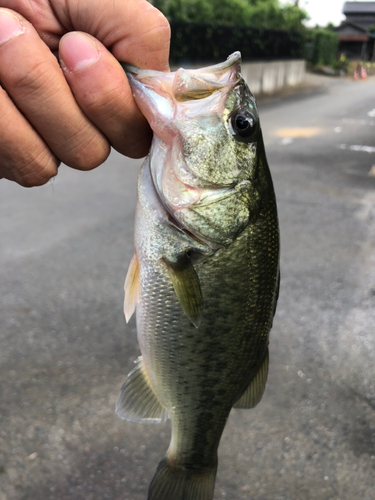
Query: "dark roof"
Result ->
[[334, 20, 369, 32], [333, 19, 375, 39], [343, 2, 375, 14]]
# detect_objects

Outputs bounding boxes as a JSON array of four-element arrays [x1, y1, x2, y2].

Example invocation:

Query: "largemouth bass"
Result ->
[[116, 52, 280, 500]]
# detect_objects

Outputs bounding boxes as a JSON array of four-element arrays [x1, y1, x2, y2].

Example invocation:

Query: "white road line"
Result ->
[[338, 144, 375, 153], [342, 118, 375, 126], [279, 138, 294, 145]]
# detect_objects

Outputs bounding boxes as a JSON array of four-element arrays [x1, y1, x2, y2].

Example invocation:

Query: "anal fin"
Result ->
[[116, 357, 168, 422], [163, 254, 202, 328], [234, 349, 269, 409], [124, 253, 139, 322]]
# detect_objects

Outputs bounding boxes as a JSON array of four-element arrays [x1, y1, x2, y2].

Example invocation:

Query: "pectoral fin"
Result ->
[[163, 254, 202, 328], [116, 357, 168, 422], [234, 350, 269, 409], [124, 253, 139, 322]]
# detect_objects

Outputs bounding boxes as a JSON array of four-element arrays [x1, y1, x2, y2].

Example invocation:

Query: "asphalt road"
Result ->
[[1, 74, 375, 500]]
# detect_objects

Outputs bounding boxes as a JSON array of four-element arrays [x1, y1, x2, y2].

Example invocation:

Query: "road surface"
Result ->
[[1, 74, 375, 500]]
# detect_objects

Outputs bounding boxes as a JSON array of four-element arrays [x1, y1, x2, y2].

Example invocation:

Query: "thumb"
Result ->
[[59, 31, 152, 158]]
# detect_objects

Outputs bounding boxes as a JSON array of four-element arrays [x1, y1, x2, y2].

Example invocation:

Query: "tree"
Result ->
[[150, 0, 308, 31]]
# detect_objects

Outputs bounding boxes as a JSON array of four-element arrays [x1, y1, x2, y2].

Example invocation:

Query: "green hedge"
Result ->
[[168, 21, 339, 67], [309, 29, 339, 66], [169, 20, 306, 64]]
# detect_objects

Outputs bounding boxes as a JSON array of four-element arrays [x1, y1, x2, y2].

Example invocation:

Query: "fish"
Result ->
[[116, 52, 280, 500]]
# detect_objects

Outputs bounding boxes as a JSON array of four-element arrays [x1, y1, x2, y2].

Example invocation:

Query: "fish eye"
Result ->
[[230, 109, 257, 139]]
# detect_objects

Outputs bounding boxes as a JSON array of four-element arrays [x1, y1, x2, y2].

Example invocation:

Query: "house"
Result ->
[[342, 1, 375, 29], [333, 2, 375, 60]]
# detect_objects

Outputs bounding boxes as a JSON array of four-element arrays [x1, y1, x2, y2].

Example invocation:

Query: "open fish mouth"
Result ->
[[120, 52, 242, 141], [121, 51, 242, 100]]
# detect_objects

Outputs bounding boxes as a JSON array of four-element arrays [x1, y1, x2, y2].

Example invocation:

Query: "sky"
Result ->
[[294, 0, 347, 27]]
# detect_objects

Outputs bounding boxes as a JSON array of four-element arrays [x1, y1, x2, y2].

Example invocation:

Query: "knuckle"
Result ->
[[150, 15, 171, 48], [7, 57, 59, 97], [141, 6, 171, 50], [125, 135, 152, 159], [81, 79, 126, 114], [151, 9, 171, 39], [66, 132, 110, 171], [18, 150, 59, 187], [0, 139, 59, 187]]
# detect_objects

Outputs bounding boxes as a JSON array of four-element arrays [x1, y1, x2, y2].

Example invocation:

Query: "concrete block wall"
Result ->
[[241, 60, 306, 95]]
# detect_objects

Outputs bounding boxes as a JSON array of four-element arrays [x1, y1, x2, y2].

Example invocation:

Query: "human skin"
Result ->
[[0, 0, 170, 186]]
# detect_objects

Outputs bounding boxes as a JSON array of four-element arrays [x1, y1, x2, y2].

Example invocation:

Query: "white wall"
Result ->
[[241, 60, 306, 95]]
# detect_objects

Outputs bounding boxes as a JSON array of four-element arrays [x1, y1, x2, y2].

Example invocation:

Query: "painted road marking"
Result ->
[[275, 127, 323, 138], [342, 118, 375, 126], [279, 138, 294, 145], [338, 144, 375, 153], [368, 109, 375, 117]]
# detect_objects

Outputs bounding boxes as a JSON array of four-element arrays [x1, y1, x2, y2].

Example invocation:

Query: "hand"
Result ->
[[0, 0, 170, 186]]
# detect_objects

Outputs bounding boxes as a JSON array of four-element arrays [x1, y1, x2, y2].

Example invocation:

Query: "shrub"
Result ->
[[308, 29, 339, 66], [169, 20, 306, 64]]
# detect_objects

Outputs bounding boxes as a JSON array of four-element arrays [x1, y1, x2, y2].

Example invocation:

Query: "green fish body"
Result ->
[[116, 52, 280, 500]]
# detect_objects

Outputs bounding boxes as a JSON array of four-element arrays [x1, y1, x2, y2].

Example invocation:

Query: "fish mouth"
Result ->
[[121, 51, 241, 81], [119, 52, 242, 138]]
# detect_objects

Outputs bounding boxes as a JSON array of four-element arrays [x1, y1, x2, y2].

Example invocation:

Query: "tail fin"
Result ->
[[147, 457, 217, 500]]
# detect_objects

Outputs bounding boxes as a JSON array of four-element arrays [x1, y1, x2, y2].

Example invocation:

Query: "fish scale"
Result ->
[[117, 52, 280, 500]]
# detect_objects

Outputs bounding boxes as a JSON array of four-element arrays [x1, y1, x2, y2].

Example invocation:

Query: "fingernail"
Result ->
[[59, 32, 100, 72], [0, 9, 25, 45]]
